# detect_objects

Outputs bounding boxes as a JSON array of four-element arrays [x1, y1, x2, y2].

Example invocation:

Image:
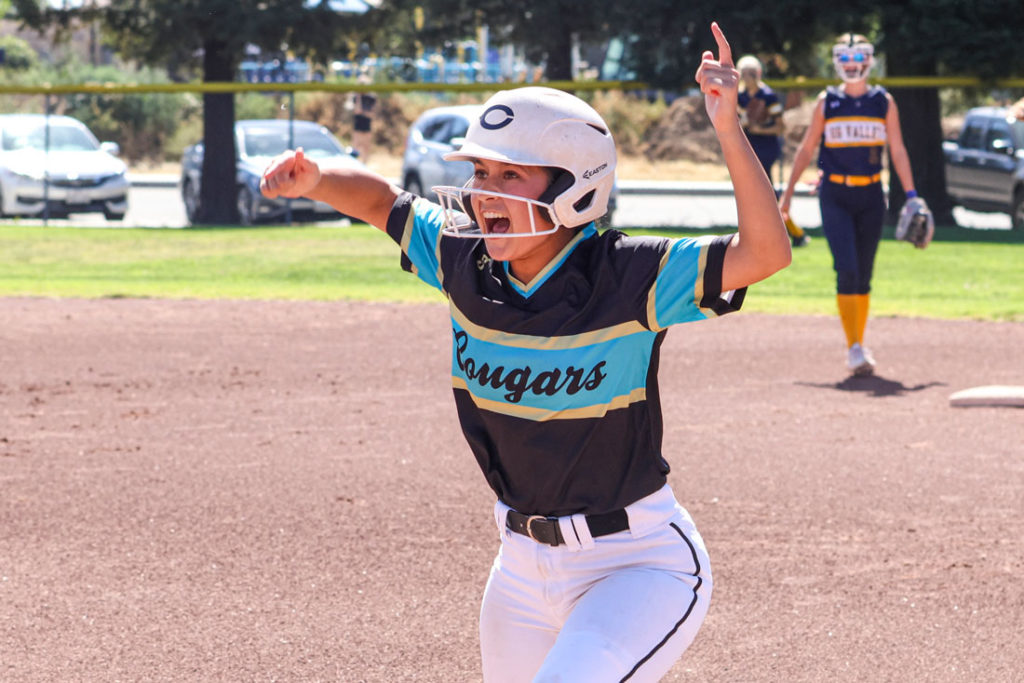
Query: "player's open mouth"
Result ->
[[481, 210, 512, 235]]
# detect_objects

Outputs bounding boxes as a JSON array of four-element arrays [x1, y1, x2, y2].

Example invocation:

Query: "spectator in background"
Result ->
[[1011, 96, 1024, 120], [737, 55, 808, 247], [349, 72, 377, 163]]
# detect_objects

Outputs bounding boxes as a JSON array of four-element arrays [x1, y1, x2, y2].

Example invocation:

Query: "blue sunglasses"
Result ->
[[838, 53, 868, 63]]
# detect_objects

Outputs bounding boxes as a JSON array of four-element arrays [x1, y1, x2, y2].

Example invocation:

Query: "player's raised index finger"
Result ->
[[711, 22, 733, 68]]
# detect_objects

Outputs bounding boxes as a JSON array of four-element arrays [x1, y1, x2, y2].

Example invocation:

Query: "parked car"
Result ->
[[180, 119, 365, 225], [942, 106, 1024, 230], [0, 113, 128, 220], [400, 104, 618, 225]]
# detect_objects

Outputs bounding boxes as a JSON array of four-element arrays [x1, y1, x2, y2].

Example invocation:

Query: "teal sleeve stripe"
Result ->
[[451, 321, 656, 411], [404, 199, 445, 292], [653, 237, 708, 327]]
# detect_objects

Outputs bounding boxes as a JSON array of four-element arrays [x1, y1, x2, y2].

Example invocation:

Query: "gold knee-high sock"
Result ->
[[836, 294, 860, 347], [855, 294, 870, 345]]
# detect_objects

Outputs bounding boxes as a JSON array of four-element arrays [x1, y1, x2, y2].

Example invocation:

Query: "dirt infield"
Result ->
[[2, 297, 1022, 682]]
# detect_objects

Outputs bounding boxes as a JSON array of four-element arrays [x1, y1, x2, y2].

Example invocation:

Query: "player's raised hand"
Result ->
[[260, 148, 321, 199], [694, 22, 740, 131]]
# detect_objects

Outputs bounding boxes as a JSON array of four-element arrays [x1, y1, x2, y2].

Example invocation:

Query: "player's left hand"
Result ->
[[694, 22, 740, 131]]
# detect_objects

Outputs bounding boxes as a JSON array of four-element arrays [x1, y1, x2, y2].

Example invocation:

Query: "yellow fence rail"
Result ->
[[0, 79, 645, 95], [0, 76, 1021, 96]]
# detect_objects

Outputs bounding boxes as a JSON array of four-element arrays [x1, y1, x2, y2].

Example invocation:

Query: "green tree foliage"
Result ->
[[58, 64, 190, 162], [876, 0, 1024, 222], [0, 34, 40, 70]]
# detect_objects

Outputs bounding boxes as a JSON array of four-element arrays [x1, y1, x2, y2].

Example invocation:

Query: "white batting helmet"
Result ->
[[433, 86, 616, 237]]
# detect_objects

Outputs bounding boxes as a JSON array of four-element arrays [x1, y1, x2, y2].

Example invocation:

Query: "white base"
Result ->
[[949, 385, 1024, 408]]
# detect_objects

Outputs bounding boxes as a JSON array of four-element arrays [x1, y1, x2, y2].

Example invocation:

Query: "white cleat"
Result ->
[[847, 343, 876, 376]]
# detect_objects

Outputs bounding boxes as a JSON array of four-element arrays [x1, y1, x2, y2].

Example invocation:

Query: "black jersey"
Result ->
[[386, 193, 745, 517]]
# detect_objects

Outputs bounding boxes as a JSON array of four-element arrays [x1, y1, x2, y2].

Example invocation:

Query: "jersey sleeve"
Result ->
[[384, 192, 449, 293], [645, 233, 746, 331]]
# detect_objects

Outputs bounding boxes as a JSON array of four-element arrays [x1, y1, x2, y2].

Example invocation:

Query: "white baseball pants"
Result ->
[[479, 484, 712, 682]]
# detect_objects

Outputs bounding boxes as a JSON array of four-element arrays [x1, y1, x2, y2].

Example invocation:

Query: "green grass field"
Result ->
[[1, 222, 1021, 321]]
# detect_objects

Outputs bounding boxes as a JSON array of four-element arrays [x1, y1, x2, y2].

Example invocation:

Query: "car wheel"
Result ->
[[183, 179, 200, 223], [404, 174, 424, 198], [1012, 187, 1024, 231], [104, 209, 126, 221], [237, 186, 257, 226]]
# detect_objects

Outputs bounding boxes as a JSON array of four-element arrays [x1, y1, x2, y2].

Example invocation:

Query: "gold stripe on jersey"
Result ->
[[824, 116, 886, 148], [645, 236, 718, 331], [644, 248, 672, 331], [397, 207, 416, 272], [694, 238, 716, 318], [453, 376, 648, 420], [451, 302, 648, 350]]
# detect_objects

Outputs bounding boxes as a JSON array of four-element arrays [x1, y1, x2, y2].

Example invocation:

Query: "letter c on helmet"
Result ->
[[480, 104, 514, 130]]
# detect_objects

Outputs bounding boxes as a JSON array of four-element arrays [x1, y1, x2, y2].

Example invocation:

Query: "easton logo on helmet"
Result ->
[[480, 104, 515, 130]]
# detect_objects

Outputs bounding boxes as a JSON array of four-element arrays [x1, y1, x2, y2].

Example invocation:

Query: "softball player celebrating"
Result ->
[[262, 23, 789, 682], [779, 33, 919, 376]]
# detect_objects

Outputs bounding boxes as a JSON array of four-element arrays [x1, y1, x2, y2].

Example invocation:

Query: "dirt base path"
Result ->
[[2, 298, 1022, 682]]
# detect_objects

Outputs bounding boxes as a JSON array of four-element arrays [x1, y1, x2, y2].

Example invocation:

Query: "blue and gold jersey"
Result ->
[[386, 193, 745, 517], [819, 85, 889, 177], [738, 85, 783, 157]]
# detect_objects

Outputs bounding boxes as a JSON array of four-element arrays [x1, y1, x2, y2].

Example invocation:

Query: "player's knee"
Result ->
[[836, 271, 859, 294]]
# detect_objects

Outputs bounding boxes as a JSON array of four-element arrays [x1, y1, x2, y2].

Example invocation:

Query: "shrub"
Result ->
[[0, 35, 40, 71], [55, 64, 190, 163]]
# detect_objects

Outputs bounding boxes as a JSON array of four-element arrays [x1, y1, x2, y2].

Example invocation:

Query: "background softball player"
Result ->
[[737, 54, 809, 248], [779, 33, 921, 376], [261, 23, 790, 681]]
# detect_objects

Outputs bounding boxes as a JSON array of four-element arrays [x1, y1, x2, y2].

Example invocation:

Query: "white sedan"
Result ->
[[0, 113, 129, 220]]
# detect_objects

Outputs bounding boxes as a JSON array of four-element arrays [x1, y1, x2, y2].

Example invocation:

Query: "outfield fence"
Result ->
[[1, 77, 1020, 227]]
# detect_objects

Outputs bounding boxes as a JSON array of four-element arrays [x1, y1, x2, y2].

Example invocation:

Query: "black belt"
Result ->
[[506, 508, 629, 546]]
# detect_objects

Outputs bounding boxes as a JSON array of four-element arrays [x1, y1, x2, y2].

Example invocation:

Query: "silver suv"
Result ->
[[400, 105, 479, 202]]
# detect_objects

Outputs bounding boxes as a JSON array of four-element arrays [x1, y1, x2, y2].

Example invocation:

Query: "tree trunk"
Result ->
[[544, 35, 573, 81], [886, 87, 957, 226], [196, 38, 239, 225]]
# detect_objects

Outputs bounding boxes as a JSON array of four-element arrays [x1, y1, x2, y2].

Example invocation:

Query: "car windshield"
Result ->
[[1, 122, 99, 152], [241, 127, 344, 158]]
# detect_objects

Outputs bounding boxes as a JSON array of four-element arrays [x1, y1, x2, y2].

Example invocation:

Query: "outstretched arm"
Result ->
[[695, 22, 790, 292], [885, 95, 916, 197], [260, 148, 401, 232], [779, 95, 825, 217]]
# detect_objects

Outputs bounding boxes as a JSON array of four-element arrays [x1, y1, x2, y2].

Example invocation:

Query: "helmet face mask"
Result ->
[[431, 87, 616, 239], [832, 42, 874, 83], [435, 183, 562, 239]]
